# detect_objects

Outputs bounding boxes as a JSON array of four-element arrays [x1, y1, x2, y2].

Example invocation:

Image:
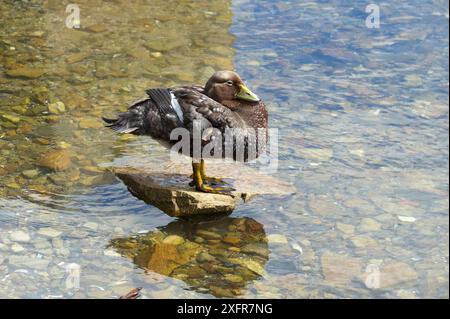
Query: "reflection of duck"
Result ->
[[109, 216, 269, 298], [103, 71, 268, 195]]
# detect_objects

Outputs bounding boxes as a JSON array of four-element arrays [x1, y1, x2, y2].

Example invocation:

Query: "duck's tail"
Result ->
[[102, 99, 150, 134]]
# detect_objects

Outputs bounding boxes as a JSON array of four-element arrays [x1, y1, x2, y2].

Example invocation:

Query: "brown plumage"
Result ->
[[103, 70, 268, 194]]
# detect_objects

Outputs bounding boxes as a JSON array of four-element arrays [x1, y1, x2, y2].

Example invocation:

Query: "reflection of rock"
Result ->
[[113, 163, 295, 217], [109, 216, 269, 298]]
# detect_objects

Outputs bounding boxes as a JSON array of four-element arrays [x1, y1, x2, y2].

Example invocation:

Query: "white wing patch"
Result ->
[[170, 93, 184, 122]]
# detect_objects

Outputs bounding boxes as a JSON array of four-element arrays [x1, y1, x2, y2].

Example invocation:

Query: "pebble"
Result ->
[[22, 169, 40, 179], [37, 227, 62, 238], [66, 52, 90, 64], [222, 235, 241, 245], [351, 236, 378, 248], [309, 196, 341, 217], [37, 149, 72, 171], [47, 101, 66, 114], [10, 230, 31, 243], [297, 148, 333, 161], [398, 216, 417, 223], [224, 274, 244, 283], [162, 235, 185, 245], [83, 222, 99, 231], [8, 255, 50, 270], [6, 67, 45, 79], [241, 243, 268, 257], [267, 234, 289, 244], [336, 223, 355, 235], [11, 243, 25, 253], [196, 252, 215, 263], [104, 249, 122, 257], [1, 114, 21, 124], [78, 118, 103, 129], [359, 218, 382, 232], [379, 262, 419, 288], [196, 230, 222, 240], [84, 23, 107, 33], [321, 251, 362, 285]]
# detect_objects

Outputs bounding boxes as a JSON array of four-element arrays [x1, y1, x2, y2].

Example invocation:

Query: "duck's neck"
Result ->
[[222, 100, 268, 129]]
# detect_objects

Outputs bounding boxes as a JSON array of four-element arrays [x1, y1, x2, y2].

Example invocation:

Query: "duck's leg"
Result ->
[[191, 160, 235, 195], [200, 159, 227, 185]]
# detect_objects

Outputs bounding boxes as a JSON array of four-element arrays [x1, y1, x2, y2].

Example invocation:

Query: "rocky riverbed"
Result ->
[[0, 0, 448, 299]]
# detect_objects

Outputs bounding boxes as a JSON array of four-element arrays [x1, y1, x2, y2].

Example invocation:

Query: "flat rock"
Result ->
[[113, 162, 295, 217]]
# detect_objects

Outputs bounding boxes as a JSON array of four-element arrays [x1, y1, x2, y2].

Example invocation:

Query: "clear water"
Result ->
[[0, 0, 448, 298]]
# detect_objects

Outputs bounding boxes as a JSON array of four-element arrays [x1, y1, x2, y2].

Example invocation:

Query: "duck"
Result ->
[[103, 70, 268, 195]]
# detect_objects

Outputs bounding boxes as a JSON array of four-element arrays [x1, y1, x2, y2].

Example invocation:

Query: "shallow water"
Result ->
[[0, 0, 448, 298]]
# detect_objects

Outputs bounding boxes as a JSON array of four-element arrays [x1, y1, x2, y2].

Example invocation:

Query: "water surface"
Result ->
[[0, 0, 448, 298]]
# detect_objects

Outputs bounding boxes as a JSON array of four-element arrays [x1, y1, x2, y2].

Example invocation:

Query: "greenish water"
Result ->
[[0, 0, 448, 298]]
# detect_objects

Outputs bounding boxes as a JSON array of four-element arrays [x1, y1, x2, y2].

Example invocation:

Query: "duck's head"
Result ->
[[204, 70, 260, 104]]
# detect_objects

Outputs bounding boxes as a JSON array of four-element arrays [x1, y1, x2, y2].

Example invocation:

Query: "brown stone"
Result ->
[[6, 67, 45, 79], [321, 251, 362, 286], [379, 262, 419, 288], [37, 149, 72, 171]]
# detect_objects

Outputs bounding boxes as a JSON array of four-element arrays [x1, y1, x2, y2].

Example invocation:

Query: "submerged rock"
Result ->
[[10, 230, 31, 243], [37, 149, 72, 171], [6, 67, 45, 79], [37, 227, 62, 238], [379, 262, 419, 288], [321, 251, 362, 286]]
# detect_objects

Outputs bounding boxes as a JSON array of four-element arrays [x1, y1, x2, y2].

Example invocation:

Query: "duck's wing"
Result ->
[[103, 89, 183, 137], [172, 87, 244, 132]]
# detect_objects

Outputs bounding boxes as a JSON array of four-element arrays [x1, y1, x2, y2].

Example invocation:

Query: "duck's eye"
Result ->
[[226, 80, 233, 86]]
